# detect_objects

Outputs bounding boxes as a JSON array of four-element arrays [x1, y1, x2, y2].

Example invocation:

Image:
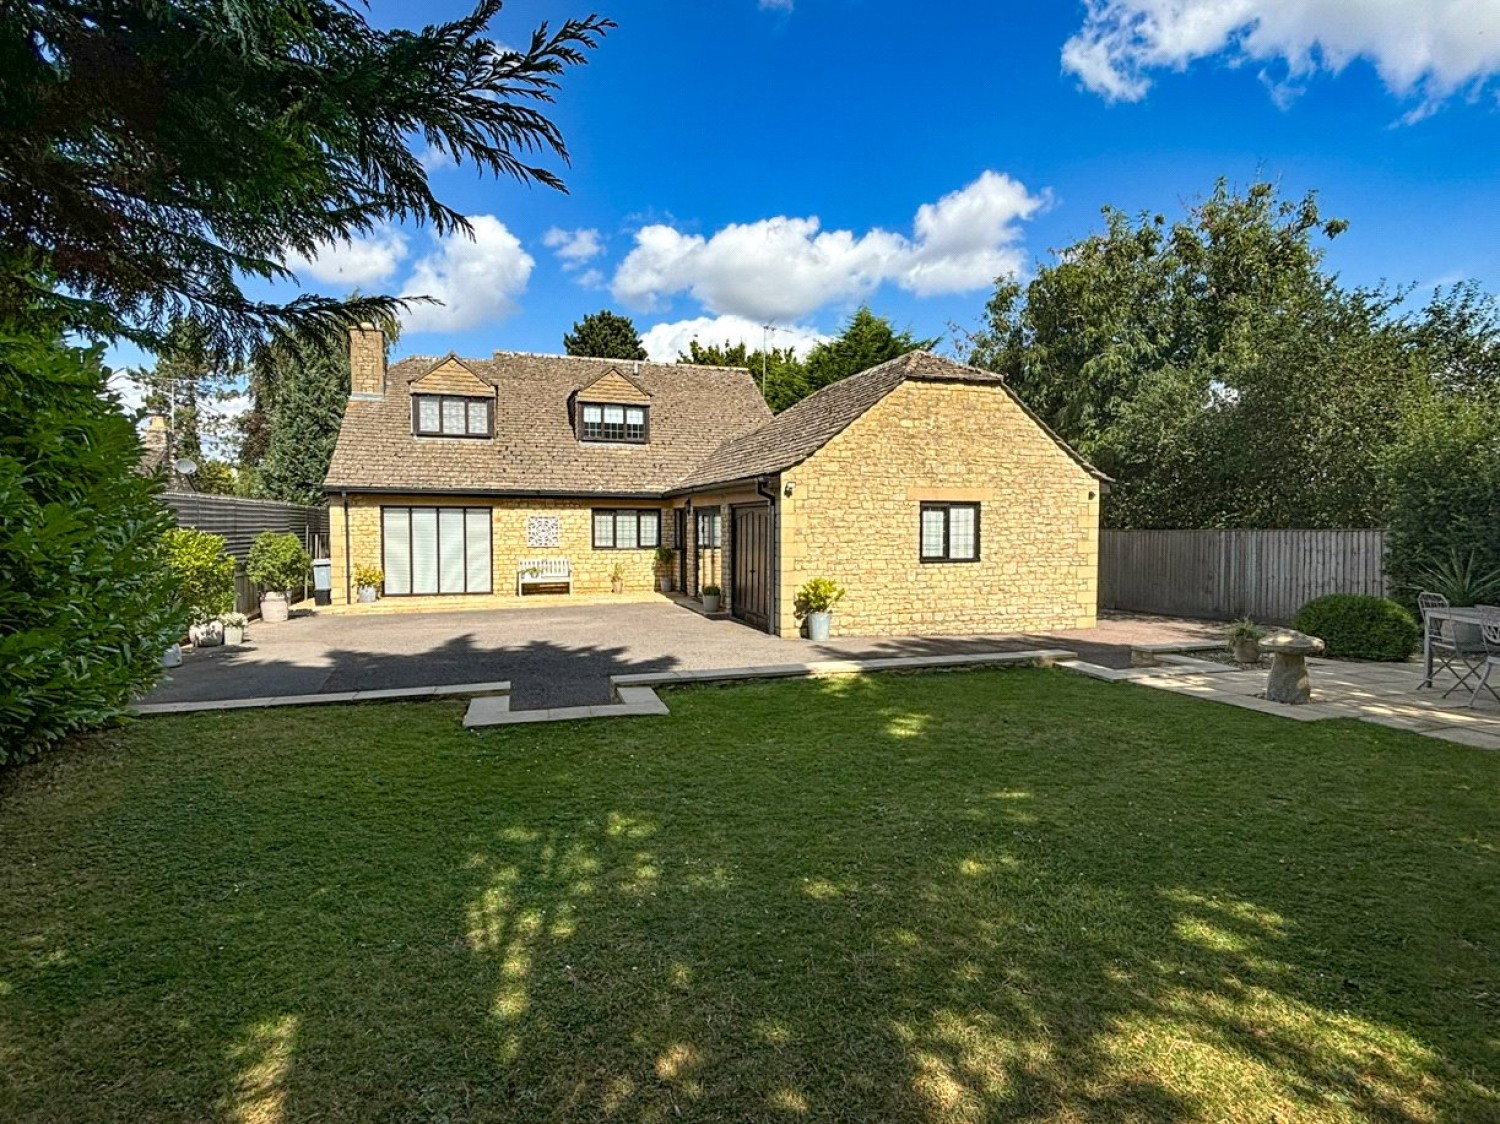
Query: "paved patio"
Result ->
[[1135, 656, 1500, 750], [142, 602, 1221, 711]]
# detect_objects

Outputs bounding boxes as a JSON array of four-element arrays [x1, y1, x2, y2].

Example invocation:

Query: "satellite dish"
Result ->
[[173, 456, 199, 476]]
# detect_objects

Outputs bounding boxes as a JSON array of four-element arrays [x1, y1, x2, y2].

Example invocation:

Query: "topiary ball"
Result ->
[[1290, 594, 1419, 662]]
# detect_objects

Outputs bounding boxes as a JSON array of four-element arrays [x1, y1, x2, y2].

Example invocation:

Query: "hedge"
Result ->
[[1291, 594, 1419, 662], [0, 313, 183, 764]]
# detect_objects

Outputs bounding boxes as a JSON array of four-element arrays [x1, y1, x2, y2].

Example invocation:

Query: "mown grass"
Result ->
[[1, 668, 1497, 1122]]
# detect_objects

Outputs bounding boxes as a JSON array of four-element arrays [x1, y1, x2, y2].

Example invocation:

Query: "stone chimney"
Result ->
[[141, 413, 170, 459], [349, 323, 386, 397]]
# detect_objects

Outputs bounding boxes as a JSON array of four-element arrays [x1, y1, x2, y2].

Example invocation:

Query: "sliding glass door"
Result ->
[[381, 506, 491, 595]]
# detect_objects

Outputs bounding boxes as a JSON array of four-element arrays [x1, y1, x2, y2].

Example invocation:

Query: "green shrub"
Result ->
[[1291, 594, 1418, 661], [0, 312, 183, 764], [162, 527, 236, 623], [794, 577, 846, 617], [1382, 396, 1500, 611], [246, 532, 310, 594]]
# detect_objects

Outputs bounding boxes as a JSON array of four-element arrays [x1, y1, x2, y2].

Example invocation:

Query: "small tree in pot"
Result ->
[[610, 562, 625, 594], [654, 545, 675, 593], [162, 527, 236, 647], [246, 532, 311, 623], [701, 584, 722, 614], [794, 577, 845, 642], [353, 564, 384, 604]]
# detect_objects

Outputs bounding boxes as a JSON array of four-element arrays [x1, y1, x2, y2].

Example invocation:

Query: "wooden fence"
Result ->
[[1099, 529, 1389, 624], [161, 493, 329, 615]]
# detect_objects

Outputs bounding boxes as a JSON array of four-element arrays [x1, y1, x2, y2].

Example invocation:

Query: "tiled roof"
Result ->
[[324, 352, 771, 495], [671, 351, 1108, 491]]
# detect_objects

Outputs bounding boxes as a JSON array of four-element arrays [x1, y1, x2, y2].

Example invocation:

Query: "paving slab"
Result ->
[[140, 604, 1215, 711]]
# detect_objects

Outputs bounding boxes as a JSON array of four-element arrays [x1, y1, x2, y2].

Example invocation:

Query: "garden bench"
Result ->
[[517, 557, 572, 596]]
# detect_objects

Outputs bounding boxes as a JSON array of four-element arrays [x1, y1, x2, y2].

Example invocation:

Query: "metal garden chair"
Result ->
[[1418, 592, 1488, 697], [1470, 606, 1500, 709]]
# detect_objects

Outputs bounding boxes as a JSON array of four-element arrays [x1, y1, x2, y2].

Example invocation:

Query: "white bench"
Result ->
[[517, 557, 572, 596]]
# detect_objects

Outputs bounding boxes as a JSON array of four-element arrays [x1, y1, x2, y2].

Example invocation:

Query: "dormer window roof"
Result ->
[[573, 366, 652, 444]]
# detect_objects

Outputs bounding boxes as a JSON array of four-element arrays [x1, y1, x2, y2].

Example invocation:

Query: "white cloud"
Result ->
[[418, 144, 455, 172], [611, 171, 1045, 322], [400, 215, 535, 333], [640, 315, 827, 363], [759, 0, 794, 9], [284, 226, 409, 287], [1063, 0, 1500, 114], [542, 227, 605, 269]]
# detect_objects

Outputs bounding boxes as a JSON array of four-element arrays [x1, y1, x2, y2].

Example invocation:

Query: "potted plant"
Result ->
[[701, 584, 722, 614], [794, 577, 846, 642], [246, 531, 311, 623], [220, 612, 248, 645], [610, 562, 625, 594], [162, 527, 235, 647], [654, 545, 675, 593], [353, 564, 384, 604], [1225, 617, 1266, 664], [1415, 550, 1500, 646]]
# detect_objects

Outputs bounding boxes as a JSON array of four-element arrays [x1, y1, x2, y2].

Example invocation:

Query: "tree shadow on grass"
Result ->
[[2, 667, 1496, 1120]]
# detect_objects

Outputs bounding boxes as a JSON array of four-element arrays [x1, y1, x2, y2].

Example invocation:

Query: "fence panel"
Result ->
[[161, 494, 329, 614], [1100, 529, 1388, 624]]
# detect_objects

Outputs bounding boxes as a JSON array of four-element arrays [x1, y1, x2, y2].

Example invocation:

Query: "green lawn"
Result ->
[[1, 669, 1497, 1123]]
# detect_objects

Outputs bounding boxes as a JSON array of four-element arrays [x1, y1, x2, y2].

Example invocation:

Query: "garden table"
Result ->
[[1421, 605, 1486, 688]]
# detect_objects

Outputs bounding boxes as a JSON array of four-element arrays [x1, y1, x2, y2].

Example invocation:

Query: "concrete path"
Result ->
[[1134, 655, 1500, 749], [141, 602, 1219, 711]]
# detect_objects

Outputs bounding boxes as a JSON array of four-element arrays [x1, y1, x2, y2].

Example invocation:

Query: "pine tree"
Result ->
[[801, 307, 938, 401], [564, 310, 648, 359], [258, 338, 350, 505]]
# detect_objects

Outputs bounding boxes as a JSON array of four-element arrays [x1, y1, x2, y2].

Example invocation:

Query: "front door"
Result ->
[[675, 507, 688, 592], [731, 504, 772, 631]]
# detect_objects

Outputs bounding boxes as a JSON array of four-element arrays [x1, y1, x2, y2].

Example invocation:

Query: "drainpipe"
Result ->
[[755, 475, 779, 635], [341, 490, 352, 605]]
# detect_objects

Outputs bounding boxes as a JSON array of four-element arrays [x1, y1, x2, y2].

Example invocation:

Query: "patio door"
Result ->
[[731, 504, 771, 631], [381, 506, 492, 595]]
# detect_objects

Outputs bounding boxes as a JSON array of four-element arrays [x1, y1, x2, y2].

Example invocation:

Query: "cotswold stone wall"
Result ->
[[776, 380, 1100, 637], [330, 495, 675, 602]]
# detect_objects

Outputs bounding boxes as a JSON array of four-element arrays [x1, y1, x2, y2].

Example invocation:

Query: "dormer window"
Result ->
[[579, 402, 648, 444], [413, 394, 492, 438]]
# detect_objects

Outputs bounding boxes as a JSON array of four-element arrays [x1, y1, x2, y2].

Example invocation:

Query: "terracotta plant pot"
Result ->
[[260, 591, 290, 623]]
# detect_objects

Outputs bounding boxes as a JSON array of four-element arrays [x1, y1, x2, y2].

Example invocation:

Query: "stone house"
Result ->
[[324, 327, 1105, 637]]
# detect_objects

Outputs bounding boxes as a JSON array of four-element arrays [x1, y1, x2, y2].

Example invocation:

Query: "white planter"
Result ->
[[189, 621, 224, 648], [223, 624, 245, 645], [702, 593, 721, 614], [806, 611, 832, 642], [260, 591, 290, 623], [357, 585, 378, 603], [161, 644, 182, 668]]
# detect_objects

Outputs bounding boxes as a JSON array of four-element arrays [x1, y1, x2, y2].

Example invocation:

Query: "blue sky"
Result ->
[[116, 0, 1500, 389]]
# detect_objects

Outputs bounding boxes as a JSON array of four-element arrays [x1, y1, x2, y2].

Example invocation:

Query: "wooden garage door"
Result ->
[[732, 504, 771, 631]]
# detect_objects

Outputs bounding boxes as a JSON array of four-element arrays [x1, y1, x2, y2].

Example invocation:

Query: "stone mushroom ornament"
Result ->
[[1259, 629, 1326, 704]]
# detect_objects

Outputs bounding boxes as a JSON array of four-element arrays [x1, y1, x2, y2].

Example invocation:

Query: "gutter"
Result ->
[[341, 490, 352, 606], [755, 475, 779, 636]]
